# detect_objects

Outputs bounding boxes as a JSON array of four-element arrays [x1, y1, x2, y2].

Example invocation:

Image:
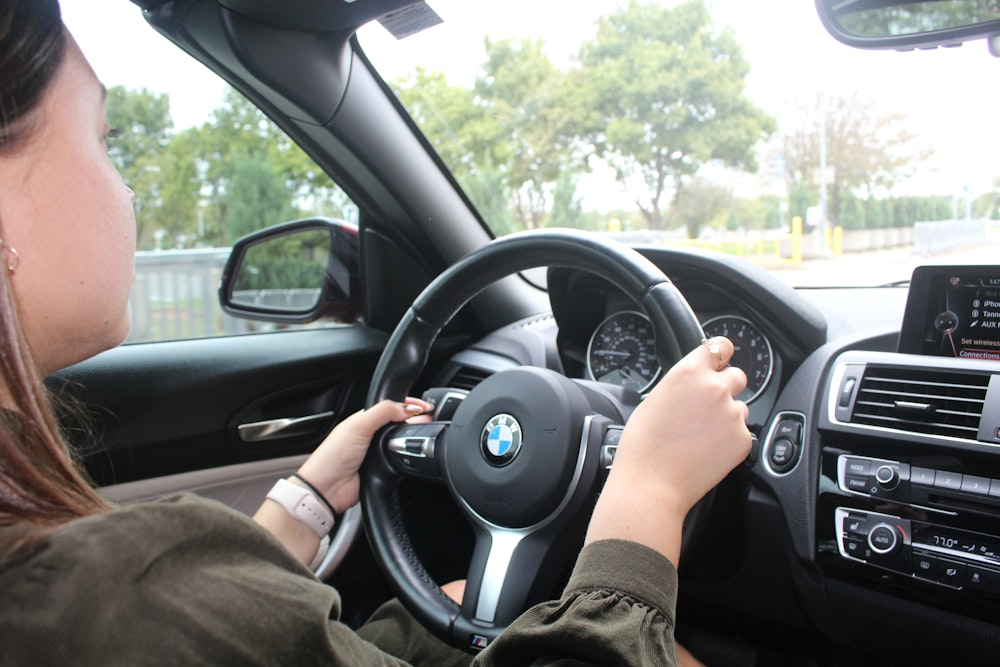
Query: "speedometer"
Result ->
[[586, 311, 660, 393], [702, 315, 773, 403]]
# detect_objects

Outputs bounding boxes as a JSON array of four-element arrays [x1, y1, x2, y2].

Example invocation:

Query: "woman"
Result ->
[[0, 1, 751, 664]]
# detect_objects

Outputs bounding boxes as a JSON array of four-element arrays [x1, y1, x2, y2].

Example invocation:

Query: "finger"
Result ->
[[697, 336, 734, 371], [721, 365, 748, 396], [402, 396, 434, 416], [345, 399, 429, 439], [440, 579, 466, 604]]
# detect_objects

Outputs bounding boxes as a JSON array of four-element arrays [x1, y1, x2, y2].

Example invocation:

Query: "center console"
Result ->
[[817, 266, 1000, 619]]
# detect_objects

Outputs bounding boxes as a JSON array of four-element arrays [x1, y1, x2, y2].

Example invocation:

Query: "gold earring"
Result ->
[[0, 239, 18, 274]]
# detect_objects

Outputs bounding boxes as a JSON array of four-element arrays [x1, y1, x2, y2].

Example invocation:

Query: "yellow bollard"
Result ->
[[832, 226, 843, 256]]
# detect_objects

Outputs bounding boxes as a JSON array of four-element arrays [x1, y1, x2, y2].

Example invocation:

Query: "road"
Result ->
[[767, 241, 1000, 288]]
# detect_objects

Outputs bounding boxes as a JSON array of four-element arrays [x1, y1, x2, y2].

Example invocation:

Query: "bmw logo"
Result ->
[[481, 413, 523, 466]]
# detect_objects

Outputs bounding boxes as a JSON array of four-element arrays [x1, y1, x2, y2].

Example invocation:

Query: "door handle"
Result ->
[[238, 411, 335, 443]]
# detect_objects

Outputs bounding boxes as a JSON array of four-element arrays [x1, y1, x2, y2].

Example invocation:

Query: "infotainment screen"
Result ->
[[898, 266, 1000, 361]]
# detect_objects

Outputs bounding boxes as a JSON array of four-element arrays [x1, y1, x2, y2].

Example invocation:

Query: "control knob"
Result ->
[[868, 522, 902, 556], [874, 464, 899, 490]]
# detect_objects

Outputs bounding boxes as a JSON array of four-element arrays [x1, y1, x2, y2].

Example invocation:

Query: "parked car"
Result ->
[[58, 0, 1000, 664]]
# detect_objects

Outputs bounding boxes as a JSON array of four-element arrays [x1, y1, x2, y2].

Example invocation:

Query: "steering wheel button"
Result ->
[[601, 445, 618, 469]]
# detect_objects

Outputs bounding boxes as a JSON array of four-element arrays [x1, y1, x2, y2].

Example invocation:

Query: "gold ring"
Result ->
[[701, 338, 724, 371]]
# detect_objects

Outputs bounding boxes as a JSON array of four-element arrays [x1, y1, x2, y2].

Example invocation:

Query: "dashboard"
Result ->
[[436, 247, 1000, 664]]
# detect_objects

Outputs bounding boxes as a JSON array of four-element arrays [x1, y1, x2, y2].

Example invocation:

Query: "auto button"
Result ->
[[868, 523, 901, 555]]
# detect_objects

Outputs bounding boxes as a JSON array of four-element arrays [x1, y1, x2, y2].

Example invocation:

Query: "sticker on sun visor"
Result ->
[[378, 2, 443, 40]]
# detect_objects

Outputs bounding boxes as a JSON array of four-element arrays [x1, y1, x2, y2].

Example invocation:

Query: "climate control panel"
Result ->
[[835, 507, 1000, 595]]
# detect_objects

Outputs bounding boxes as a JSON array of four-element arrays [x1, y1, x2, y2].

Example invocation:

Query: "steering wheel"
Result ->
[[361, 229, 706, 652]]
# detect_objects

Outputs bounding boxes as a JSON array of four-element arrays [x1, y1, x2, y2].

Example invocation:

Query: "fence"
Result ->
[[129, 249, 244, 343]]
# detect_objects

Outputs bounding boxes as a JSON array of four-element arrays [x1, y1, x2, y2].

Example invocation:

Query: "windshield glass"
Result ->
[[358, 0, 999, 288]]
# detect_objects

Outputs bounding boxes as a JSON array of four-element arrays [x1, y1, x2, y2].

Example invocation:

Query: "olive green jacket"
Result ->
[[0, 495, 678, 666]]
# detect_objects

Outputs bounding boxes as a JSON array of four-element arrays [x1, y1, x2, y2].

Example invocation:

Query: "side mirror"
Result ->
[[815, 0, 1000, 52], [219, 217, 360, 324]]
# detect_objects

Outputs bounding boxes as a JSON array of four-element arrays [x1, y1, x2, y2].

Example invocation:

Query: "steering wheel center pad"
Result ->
[[445, 366, 591, 528]]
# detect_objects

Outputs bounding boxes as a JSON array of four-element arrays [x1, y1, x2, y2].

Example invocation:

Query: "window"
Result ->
[[64, 2, 358, 343]]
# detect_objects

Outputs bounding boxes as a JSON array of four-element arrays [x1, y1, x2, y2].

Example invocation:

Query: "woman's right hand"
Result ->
[[584, 336, 752, 565]]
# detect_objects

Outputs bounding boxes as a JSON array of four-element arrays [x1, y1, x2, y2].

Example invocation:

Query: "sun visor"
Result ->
[[218, 0, 425, 33]]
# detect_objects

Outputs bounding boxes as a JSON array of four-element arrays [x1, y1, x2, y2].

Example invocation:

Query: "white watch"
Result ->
[[265, 478, 335, 538]]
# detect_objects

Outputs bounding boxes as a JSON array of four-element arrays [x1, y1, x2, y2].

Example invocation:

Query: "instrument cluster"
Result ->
[[585, 310, 774, 403]]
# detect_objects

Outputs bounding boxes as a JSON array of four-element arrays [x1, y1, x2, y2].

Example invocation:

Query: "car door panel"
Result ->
[[99, 453, 306, 517], [53, 327, 389, 497]]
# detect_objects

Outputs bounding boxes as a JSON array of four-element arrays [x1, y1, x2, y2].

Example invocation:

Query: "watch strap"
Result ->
[[266, 478, 335, 538]]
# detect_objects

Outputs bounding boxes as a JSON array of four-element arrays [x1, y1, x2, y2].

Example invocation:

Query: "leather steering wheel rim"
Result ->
[[361, 229, 706, 651]]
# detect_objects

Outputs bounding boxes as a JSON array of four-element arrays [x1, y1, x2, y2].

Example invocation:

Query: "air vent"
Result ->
[[850, 366, 989, 440], [447, 366, 492, 391]]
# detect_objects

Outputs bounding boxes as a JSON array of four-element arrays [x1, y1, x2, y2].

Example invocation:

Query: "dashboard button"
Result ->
[[838, 377, 857, 408], [961, 475, 991, 496], [910, 467, 936, 486], [844, 515, 868, 537], [933, 470, 963, 491], [774, 418, 802, 444], [966, 566, 1000, 595], [845, 475, 870, 493], [868, 523, 900, 555], [768, 437, 798, 472], [913, 553, 938, 579], [844, 457, 870, 476], [874, 464, 900, 490], [937, 559, 967, 588], [990, 479, 1000, 499], [843, 537, 867, 559]]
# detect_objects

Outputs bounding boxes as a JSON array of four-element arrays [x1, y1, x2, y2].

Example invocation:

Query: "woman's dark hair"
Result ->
[[0, 0, 112, 538]]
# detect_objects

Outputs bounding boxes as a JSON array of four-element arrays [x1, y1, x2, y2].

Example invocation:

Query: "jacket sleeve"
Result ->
[[473, 539, 679, 667]]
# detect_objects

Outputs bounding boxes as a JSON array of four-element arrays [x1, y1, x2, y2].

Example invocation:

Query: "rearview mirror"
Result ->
[[816, 0, 1000, 52], [219, 217, 360, 324]]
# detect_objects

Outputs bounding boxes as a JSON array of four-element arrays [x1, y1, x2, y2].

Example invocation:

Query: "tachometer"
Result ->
[[702, 315, 773, 403], [586, 311, 660, 393]]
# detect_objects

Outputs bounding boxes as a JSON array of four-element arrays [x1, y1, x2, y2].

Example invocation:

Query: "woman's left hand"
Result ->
[[296, 397, 432, 513]]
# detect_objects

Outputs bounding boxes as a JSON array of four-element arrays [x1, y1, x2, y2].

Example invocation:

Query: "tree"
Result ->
[[781, 92, 931, 227], [223, 153, 298, 241], [673, 177, 734, 239], [549, 170, 586, 230], [394, 68, 512, 229], [973, 177, 1000, 220], [105, 86, 181, 248], [578, 0, 775, 230], [194, 89, 346, 245], [475, 37, 581, 230], [395, 39, 584, 232]]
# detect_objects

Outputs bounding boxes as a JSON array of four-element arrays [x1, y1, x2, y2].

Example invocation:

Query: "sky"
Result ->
[[61, 0, 1000, 205]]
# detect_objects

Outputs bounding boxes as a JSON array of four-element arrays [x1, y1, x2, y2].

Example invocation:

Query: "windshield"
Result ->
[[358, 0, 1000, 288]]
